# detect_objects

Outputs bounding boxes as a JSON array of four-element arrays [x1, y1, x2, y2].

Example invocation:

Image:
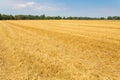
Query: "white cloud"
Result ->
[[15, 2, 35, 9], [0, 0, 66, 15], [13, 1, 63, 12], [35, 6, 61, 11]]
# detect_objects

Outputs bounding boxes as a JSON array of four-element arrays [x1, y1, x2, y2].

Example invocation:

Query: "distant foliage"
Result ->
[[0, 14, 120, 20]]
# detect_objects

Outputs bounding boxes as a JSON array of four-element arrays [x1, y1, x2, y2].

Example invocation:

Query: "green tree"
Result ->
[[107, 16, 113, 20], [0, 13, 120, 20], [15, 15, 25, 20], [0, 14, 2, 20], [2, 14, 9, 20], [40, 14, 46, 20], [9, 15, 14, 20], [63, 16, 66, 20]]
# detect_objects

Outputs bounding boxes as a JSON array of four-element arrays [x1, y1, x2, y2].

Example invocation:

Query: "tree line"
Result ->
[[0, 14, 120, 20]]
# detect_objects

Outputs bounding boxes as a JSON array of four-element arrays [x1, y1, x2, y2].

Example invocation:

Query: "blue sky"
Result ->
[[0, 0, 120, 17]]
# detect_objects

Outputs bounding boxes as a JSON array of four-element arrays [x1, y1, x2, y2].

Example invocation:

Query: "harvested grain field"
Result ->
[[0, 20, 120, 80]]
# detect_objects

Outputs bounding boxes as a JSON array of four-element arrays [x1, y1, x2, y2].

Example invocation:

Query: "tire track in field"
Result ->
[[7, 21, 120, 66], [0, 21, 18, 80], [6, 21, 120, 78], [0, 21, 40, 80], [7, 20, 120, 45], [6, 21, 120, 54], [5, 21, 84, 59], [0, 21, 38, 80], [0, 22, 6, 80], [0, 21, 17, 53], [1, 21, 87, 80], [1, 21, 97, 79], [6, 21, 120, 63], [34, 20, 120, 44], [36, 22, 120, 44]]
